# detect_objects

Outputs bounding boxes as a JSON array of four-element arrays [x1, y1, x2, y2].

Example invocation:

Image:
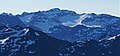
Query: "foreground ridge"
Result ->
[[0, 26, 119, 56]]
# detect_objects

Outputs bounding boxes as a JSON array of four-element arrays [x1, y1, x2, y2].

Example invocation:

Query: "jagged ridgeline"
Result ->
[[17, 8, 120, 42], [0, 8, 120, 56]]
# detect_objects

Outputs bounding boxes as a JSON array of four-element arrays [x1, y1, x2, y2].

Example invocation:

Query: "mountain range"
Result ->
[[0, 8, 120, 56], [17, 8, 120, 42]]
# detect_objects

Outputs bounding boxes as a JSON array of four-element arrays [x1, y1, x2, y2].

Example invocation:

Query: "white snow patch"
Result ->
[[62, 21, 76, 27], [117, 34, 120, 36], [20, 14, 35, 22], [5, 28, 11, 31], [76, 14, 91, 24], [23, 28, 29, 34], [108, 36, 116, 40], [35, 32, 39, 36], [0, 37, 10, 44], [108, 34, 120, 40], [62, 13, 93, 27], [81, 24, 102, 27]]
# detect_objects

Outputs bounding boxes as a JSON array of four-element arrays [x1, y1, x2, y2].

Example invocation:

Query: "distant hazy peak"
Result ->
[[0, 12, 13, 17], [49, 8, 61, 11]]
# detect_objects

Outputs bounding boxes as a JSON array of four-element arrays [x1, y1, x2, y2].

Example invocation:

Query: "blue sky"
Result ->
[[0, 0, 119, 16]]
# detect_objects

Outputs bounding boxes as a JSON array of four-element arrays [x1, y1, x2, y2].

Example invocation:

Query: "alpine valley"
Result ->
[[0, 8, 120, 56]]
